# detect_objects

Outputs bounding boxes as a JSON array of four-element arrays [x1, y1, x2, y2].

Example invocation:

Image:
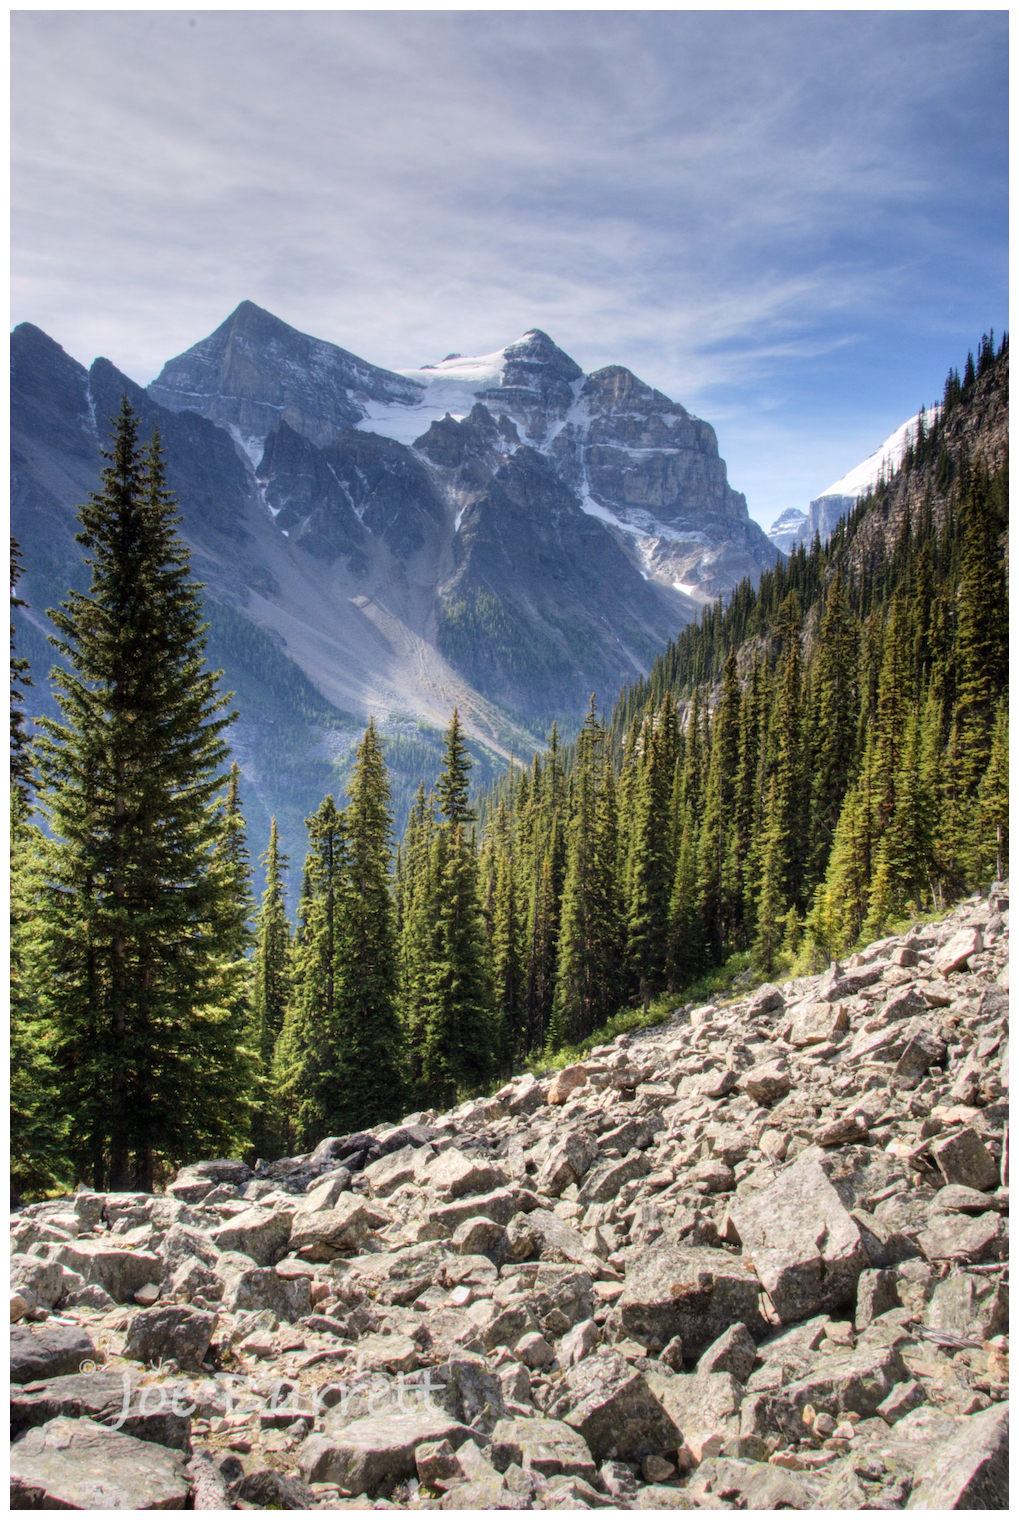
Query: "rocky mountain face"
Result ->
[[11, 888, 1009, 1510], [11, 305, 776, 843]]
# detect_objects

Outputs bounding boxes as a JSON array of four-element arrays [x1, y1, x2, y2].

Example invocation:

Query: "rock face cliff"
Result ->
[[10, 888, 1010, 1510], [12, 304, 776, 840]]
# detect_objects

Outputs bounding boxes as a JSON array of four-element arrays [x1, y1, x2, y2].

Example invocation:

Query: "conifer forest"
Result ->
[[10, 336, 1009, 1197]]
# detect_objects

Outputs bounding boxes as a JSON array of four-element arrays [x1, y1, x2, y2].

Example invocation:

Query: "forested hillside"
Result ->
[[10, 337, 1008, 1195], [469, 334, 1008, 1055]]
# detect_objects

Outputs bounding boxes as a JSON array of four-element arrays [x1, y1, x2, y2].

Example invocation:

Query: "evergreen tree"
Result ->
[[10, 537, 34, 808], [415, 713, 495, 1105], [332, 719, 403, 1129], [36, 402, 252, 1190], [626, 702, 676, 1012], [274, 796, 343, 1148], [10, 797, 71, 1199], [975, 699, 1008, 882], [697, 650, 741, 962], [552, 701, 621, 1045], [490, 799, 525, 1065], [808, 571, 858, 887], [250, 817, 292, 1157]]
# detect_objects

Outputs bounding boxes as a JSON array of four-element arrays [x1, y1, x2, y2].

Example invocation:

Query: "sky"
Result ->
[[11, 7, 1008, 530]]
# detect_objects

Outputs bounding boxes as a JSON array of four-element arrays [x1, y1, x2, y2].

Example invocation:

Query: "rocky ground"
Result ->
[[10, 887, 1009, 1510]]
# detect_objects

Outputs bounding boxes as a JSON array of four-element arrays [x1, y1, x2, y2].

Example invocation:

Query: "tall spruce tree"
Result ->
[[416, 714, 495, 1104], [250, 817, 292, 1157], [36, 402, 252, 1190]]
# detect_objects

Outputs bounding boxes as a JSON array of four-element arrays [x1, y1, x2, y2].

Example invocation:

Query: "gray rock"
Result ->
[[234, 1467, 316, 1507], [575, 1149, 651, 1207], [299, 1410, 472, 1493], [10, 1322, 97, 1384], [650, 1369, 744, 1452], [491, 1417, 597, 1480], [451, 1216, 507, 1262], [123, 1306, 216, 1371], [728, 1154, 868, 1322], [426, 1150, 510, 1199], [10, 1415, 190, 1509], [535, 1131, 600, 1196], [10, 1371, 191, 1451], [52, 1241, 163, 1302], [552, 1347, 682, 1463], [906, 1402, 1008, 1509], [213, 1250, 293, 1318], [749, 983, 785, 1014], [288, 1195, 371, 1259], [616, 1241, 764, 1355], [740, 1341, 909, 1439], [9, 1254, 67, 1312], [432, 1350, 508, 1431], [930, 1126, 999, 1191], [210, 1205, 291, 1266], [924, 1271, 1008, 1342], [696, 1321, 757, 1383], [876, 1379, 927, 1423], [932, 927, 983, 976], [917, 1210, 1006, 1264], [855, 1267, 900, 1326], [740, 1059, 791, 1103]]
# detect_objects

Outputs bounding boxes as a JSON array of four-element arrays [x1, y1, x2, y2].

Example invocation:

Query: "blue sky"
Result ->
[[11, 8, 1007, 529]]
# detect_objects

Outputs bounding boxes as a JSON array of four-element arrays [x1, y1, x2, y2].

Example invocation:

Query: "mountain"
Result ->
[[767, 409, 930, 558], [11, 303, 776, 855]]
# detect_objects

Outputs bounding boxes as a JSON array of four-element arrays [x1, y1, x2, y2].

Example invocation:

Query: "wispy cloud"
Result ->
[[11, 10, 1006, 526]]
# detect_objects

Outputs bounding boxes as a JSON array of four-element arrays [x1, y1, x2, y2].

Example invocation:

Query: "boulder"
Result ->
[[490, 1417, 597, 1480], [535, 1131, 599, 1197], [10, 1416, 190, 1509], [210, 1206, 291, 1266], [299, 1410, 472, 1493], [650, 1370, 744, 1456], [906, 1403, 1008, 1509], [426, 1150, 510, 1199], [10, 1322, 97, 1384], [213, 1250, 293, 1317], [10, 1371, 191, 1451], [123, 1306, 216, 1371], [52, 1241, 163, 1302], [728, 1154, 868, 1322], [575, 1149, 650, 1207], [552, 1348, 682, 1463], [288, 1194, 371, 1259], [930, 1127, 999, 1191], [547, 1066, 588, 1105], [696, 1321, 758, 1383], [616, 1242, 764, 1355], [740, 1059, 791, 1104], [9, 1254, 67, 1312], [234, 1468, 316, 1508], [933, 927, 983, 976], [749, 983, 785, 1015]]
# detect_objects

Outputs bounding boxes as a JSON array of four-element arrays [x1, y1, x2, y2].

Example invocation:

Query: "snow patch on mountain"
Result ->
[[355, 344, 516, 445], [819, 411, 929, 500]]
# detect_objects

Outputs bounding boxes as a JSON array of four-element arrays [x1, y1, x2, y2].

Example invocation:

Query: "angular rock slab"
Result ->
[[299, 1410, 472, 1493], [906, 1403, 1008, 1509], [554, 1348, 681, 1463], [10, 1415, 190, 1509], [124, 1306, 216, 1372], [9, 1370, 191, 1451], [11, 1322, 97, 1384], [728, 1154, 868, 1322], [490, 1417, 597, 1480], [616, 1242, 764, 1355]]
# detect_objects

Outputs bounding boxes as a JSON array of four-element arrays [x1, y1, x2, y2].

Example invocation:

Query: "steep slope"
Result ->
[[10, 893, 1009, 1508]]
